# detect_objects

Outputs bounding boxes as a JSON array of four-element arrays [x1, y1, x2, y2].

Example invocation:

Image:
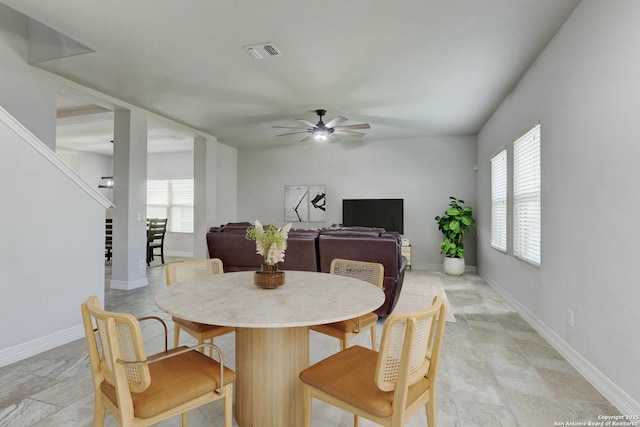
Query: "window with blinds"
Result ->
[[490, 150, 507, 252], [513, 124, 541, 266], [147, 179, 194, 233]]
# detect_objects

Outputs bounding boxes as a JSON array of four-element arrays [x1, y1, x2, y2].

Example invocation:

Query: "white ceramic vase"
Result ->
[[443, 257, 465, 275]]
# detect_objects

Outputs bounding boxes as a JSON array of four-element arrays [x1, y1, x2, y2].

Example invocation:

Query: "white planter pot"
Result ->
[[443, 257, 465, 275]]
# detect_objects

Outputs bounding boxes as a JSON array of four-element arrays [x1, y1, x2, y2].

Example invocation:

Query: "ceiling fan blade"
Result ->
[[333, 130, 366, 137], [333, 123, 370, 130], [296, 119, 318, 128], [273, 125, 311, 130], [299, 134, 313, 143], [276, 131, 311, 137], [324, 116, 348, 128]]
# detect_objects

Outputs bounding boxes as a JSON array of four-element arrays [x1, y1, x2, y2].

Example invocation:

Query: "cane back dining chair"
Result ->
[[300, 296, 447, 427], [146, 218, 167, 266], [81, 295, 235, 427], [165, 259, 235, 354], [310, 258, 384, 351]]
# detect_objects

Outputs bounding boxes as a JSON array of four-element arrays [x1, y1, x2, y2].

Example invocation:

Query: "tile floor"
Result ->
[[0, 261, 621, 426]]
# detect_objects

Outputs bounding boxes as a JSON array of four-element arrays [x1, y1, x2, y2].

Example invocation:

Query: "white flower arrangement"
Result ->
[[245, 220, 292, 265]]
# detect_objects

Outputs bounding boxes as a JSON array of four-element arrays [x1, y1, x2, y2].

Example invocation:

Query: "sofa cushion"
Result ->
[[220, 225, 250, 234], [280, 231, 320, 271], [288, 228, 321, 237], [207, 231, 263, 269], [320, 227, 383, 238]]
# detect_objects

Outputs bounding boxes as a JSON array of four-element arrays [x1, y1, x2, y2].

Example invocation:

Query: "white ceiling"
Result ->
[[3, 0, 580, 154]]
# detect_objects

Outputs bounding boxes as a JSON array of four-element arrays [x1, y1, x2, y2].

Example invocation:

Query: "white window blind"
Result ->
[[147, 179, 194, 233], [513, 124, 541, 266], [490, 150, 507, 252]]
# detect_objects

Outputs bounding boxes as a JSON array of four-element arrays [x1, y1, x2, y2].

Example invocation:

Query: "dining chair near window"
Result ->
[[300, 296, 448, 427], [81, 295, 235, 427], [105, 218, 113, 261], [147, 218, 167, 266], [166, 258, 235, 355], [310, 258, 384, 351]]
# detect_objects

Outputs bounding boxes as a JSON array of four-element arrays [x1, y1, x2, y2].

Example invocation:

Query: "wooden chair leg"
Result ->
[[223, 383, 233, 427], [370, 323, 377, 351], [174, 325, 181, 348], [181, 412, 187, 427], [426, 395, 436, 427], [195, 335, 207, 354], [303, 385, 312, 427], [208, 337, 215, 358], [94, 394, 106, 427]]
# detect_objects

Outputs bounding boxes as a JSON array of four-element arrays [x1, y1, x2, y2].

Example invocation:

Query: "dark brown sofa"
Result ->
[[317, 228, 406, 316], [206, 223, 407, 316]]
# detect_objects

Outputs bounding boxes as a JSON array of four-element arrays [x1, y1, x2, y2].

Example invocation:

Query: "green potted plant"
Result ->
[[434, 196, 475, 275]]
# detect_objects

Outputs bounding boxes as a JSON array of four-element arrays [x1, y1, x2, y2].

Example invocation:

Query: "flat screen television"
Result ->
[[342, 198, 404, 234]]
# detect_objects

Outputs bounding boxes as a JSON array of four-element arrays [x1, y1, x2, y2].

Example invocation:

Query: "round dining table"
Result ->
[[155, 270, 385, 427]]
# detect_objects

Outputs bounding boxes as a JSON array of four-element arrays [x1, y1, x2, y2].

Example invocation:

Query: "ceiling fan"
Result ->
[[273, 109, 370, 143]]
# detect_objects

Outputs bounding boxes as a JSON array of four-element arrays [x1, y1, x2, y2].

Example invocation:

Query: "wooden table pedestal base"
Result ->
[[235, 327, 309, 427]]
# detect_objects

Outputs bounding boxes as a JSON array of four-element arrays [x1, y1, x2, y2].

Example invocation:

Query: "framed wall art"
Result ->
[[284, 185, 326, 222]]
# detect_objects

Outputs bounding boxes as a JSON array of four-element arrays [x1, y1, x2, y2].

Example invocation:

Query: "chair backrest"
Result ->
[[81, 295, 151, 394], [166, 258, 224, 286], [329, 258, 384, 289], [105, 218, 113, 246], [147, 218, 168, 242], [375, 296, 447, 394]]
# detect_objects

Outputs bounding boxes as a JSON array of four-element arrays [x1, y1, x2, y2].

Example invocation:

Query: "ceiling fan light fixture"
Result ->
[[274, 109, 369, 143], [314, 132, 328, 141]]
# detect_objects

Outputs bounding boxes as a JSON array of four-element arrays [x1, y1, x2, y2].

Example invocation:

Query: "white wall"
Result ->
[[0, 6, 108, 366], [238, 136, 477, 269], [148, 150, 193, 178], [0, 110, 107, 365], [477, 0, 640, 411], [216, 142, 238, 226], [0, 4, 57, 149]]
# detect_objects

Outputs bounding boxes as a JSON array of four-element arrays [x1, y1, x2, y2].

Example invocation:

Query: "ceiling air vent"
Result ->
[[243, 43, 282, 59]]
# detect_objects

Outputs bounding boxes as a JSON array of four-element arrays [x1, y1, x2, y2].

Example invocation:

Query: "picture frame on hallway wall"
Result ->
[[284, 185, 326, 222]]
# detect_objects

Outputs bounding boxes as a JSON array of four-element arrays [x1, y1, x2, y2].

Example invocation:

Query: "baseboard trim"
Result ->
[[0, 324, 84, 368], [411, 262, 478, 275], [110, 277, 148, 290], [480, 272, 640, 415], [165, 251, 194, 258], [412, 262, 442, 271]]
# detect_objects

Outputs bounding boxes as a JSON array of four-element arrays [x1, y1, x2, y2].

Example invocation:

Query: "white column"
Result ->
[[111, 109, 149, 290], [193, 135, 217, 259]]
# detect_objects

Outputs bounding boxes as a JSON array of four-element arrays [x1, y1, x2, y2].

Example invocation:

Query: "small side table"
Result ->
[[401, 244, 412, 271]]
